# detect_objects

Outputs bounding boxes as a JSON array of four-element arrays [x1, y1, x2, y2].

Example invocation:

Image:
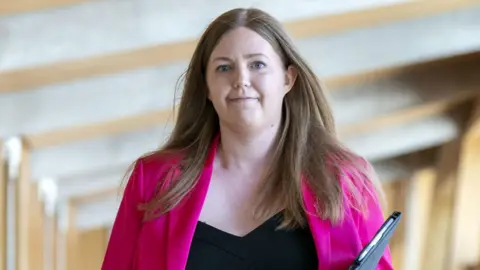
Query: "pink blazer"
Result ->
[[102, 136, 393, 270]]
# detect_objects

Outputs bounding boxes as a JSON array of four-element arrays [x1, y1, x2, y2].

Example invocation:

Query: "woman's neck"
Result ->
[[217, 123, 280, 171]]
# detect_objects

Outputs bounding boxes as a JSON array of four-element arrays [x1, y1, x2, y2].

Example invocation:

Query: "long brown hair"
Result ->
[[137, 8, 382, 228]]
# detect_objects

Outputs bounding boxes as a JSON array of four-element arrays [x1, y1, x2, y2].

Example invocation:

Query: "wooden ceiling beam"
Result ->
[[0, 0, 90, 15], [26, 109, 177, 149], [467, 97, 480, 137], [1, 0, 478, 93], [325, 51, 480, 89], [285, 0, 480, 40], [338, 90, 477, 137]]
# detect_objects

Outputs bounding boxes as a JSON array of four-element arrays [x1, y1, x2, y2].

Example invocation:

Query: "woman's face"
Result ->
[[206, 26, 296, 132]]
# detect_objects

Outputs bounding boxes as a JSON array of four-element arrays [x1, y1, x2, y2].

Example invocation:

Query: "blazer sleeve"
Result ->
[[354, 186, 394, 270], [102, 159, 145, 270]]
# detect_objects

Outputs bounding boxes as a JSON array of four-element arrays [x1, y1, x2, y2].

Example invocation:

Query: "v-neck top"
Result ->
[[185, 212, 318, 270]]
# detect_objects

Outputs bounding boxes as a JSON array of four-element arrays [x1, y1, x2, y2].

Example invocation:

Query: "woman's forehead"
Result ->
[[210, 27, 277, 59]]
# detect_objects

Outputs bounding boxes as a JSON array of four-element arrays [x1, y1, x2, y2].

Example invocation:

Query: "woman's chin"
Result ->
[[223, 117, 264, 133]]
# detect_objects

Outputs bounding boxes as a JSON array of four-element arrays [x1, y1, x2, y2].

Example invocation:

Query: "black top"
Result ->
[[186, 212, 318, 270]]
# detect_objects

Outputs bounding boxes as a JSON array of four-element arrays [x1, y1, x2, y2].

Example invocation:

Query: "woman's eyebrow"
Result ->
[[212, 53, 269, 62]]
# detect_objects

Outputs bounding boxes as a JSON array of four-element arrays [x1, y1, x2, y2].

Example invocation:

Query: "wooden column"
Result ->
[[55, 204, 69, 270], [31, 182, 45, 270], [16, 138, 31, 270], [15, 138, 45, 270], [52, 213, 58, 270], [449, 99, 480, 270], [65, 201, 108, 270], [422, 140, 461, 270], [403, 168, 437, 270], [422, 99, 480, 270], [382, 178, 410, 270], [44, 211, 58, 270], [66, 203, 78, 270], [0, 141, 7, 270], [55, 228, 65, 270], [76, 227, 108, 270]]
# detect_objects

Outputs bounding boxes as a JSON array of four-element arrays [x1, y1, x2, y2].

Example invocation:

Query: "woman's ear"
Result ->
[[284, 65, 298, 94]]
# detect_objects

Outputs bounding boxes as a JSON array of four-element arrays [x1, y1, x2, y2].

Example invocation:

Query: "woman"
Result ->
[[102, 7, 393, 270]]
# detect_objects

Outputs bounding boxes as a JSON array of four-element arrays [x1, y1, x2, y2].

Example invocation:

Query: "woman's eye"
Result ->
[[216, 65, 231, 72], [250, 61, 266, 69]]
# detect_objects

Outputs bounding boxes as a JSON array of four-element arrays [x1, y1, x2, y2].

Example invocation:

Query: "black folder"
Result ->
[[348, 211, 402, 270]]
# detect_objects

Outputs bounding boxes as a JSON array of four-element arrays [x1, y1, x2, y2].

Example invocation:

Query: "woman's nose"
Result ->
[[233, 67, 251, 88]]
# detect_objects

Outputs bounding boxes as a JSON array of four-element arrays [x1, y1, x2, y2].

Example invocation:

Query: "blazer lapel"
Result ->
[[164, 135, 219, 270], [302, 183, 332, 270]]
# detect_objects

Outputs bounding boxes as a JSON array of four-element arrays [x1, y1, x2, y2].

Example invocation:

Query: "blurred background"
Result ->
[[1, 0, 480, 270]]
